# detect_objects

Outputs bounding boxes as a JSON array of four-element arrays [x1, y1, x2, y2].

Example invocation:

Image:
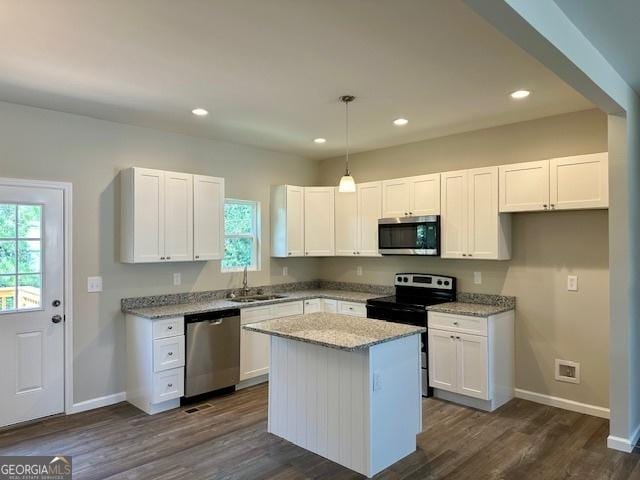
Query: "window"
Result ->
[[0, 203, 42, 312], [222, 199, 260, 272]]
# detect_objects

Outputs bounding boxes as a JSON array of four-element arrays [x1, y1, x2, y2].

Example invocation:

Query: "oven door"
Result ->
[[378, 216, 440, 255], [366, 304, 432, 397]]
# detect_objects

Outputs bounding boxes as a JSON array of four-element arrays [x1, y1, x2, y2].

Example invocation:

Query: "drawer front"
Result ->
[[322, 299, 338, 313], [303, 298, 321, 314], [338, 301, 367, 317], [272, 301, 303, 318], [153, 335, 185, 372], [152, 367, 184, 404], [152, 317, 184, 339], [428, 312, 487, 336], [241, 305, 273, 325]]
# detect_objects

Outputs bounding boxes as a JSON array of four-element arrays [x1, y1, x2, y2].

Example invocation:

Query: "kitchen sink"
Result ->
[[228, 294, 288, 303]]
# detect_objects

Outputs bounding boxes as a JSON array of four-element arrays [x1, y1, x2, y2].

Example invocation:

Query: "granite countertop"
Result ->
[[243, 312, 425, 351], [427, 301, 514, 317], [123, 289, 378, 319]]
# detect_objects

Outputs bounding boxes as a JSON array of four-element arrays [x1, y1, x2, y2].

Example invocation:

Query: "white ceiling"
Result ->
[[0, 0, 592, 159], [554, 0, 640, 95]]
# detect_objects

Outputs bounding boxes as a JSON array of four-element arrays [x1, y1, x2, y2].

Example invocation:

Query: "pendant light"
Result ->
[[338, 95, 356, 192]]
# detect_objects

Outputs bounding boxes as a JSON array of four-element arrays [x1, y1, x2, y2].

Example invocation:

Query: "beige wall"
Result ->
[[0, 101, 319, 403], [317, 109, 610, 408]]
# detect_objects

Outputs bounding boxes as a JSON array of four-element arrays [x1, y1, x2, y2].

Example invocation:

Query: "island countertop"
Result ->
[[243, 312, 425, 351]]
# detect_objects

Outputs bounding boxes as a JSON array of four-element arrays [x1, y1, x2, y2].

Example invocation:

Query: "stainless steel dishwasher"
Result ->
[[184, 308, 240, 399]]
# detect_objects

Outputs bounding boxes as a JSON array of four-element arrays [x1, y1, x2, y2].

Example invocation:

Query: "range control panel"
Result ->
[[394, 273, 454, 290]]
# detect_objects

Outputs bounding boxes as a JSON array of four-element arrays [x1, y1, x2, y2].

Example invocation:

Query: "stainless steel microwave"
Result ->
[[378, 216, 440, 255]]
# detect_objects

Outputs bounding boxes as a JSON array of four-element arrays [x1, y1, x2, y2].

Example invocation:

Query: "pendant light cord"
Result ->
[[345, 99, 350, 175]]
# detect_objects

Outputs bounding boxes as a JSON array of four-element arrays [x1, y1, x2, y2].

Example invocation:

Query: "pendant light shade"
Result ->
[[338, 174, 356, 192], [338, 95, 356, 192]]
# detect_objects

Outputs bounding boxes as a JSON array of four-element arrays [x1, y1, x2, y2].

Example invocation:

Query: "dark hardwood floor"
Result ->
[[1, 384, 638, 479]]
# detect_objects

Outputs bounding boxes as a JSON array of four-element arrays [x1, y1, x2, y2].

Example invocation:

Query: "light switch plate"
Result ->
[[473, 271, 482, 285], [87, 276, 102, 293], [282, 266, 288, 276], [567, 275, 578, 291], [356, 266, 363, 276], [373, 371, 382, 391], [173, 273, 181, 286]]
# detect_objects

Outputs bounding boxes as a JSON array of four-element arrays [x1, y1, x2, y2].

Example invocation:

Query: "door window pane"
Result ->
[[18, 240, 41, 273], [18, 274, 41, 309], [0, 275, 16, 312], [18, 205, 42, 238], [0, 241, 16, 275], [0, 204, 16, 238], [0, 203, 43, 312]]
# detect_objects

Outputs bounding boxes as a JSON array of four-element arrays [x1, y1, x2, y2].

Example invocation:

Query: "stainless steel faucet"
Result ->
[[241, 266, 250, 297]]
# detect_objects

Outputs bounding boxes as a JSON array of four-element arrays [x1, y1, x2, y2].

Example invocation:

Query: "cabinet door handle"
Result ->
[[160, 257, 165, 260], [551, 204, 555, 209], [453, 322, 459, 326], [166, 256, 171, 260], [409, 211, 413, 215], [168, 383, 173, 388], [450, 335, 454, 339], [543, 204, 548, 210], [404, 212, 409, 216], [195, 255, 200, 259], [468, 254, 473, 257], [288, 252, 292, 256], [462, 253, 467, 257], [167, 325, 173, 330], [167, 351, 173, 356], [456, 336, 461, 340]]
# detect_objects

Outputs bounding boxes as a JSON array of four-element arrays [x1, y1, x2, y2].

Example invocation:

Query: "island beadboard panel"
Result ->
[[267, 334, 422, 477]]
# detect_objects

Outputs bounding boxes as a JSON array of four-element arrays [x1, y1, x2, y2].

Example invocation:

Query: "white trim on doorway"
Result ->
[[515, 388, 610, 419], [0, 177, 74, 415]]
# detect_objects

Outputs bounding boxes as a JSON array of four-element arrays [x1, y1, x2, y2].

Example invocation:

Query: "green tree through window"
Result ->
[[222, 200, 259, 271]]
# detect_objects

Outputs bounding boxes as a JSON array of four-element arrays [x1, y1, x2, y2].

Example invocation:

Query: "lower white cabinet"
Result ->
[[321, 298, 338, 313], [240, 301, 303, 383], [338, 300, 367, 317], [303, 298, 322, 313], [428, 310, 514, 411], [126, 314, 185, 415]]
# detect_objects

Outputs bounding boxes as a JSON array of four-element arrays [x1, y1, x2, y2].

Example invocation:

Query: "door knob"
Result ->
[[52, 315, 63, 324]]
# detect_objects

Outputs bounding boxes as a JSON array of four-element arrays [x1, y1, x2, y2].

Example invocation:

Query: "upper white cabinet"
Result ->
[[381, 174, 440, 218], [335, 181, 382, 256], [163, 171, 193, 262], [498, 160, 549, 212], [499, 153, 608, 212], [193, 175, 225, 261], [441, 167, 511, 260], [271, 185, 305, 257], [550, 153, 608, 210], [121, 168, 224, 263], [304, 187, 335, 256]]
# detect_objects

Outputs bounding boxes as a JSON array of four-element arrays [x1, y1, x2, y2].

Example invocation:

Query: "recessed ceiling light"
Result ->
[[192, 108, 209, 116], [393, 118, 409, 126], [313, 138, 327, 144], [510, 90, 530, 99]]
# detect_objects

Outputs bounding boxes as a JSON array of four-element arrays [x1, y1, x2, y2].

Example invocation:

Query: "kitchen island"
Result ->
[[243, 312, 424, 478]]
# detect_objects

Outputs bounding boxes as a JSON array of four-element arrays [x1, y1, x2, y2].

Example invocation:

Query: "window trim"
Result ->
[[221, 198, 261, 273]]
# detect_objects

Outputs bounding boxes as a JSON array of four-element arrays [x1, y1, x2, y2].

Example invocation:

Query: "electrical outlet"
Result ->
[[356, 266, 363, 276], [555, 359, 580, 384], [373, 370, 383, 391], [473, 271, 482, 285], [282, 266, 288, 276], [87, 276, 102, 293], [567, 275, 578, 291], [173, 273, 181, 286]]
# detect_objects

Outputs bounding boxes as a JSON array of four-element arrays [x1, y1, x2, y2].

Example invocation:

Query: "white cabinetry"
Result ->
[[441, 167, 511, 260], [304, 187, 335, 256], [271, 185, 305, 257], [121, 167, 224, 263], [427, 310, 514, 411], [239, 301, 304, 383], [335, 181, 382, 256], [193, 175, 224, 260], [382, 174, 440, 218], [303, 298, 322, 313], [550, 153, 608, 210], [499, 153, 608, 212], [126, 315, 185, 414], [337, 300, 367, 317]]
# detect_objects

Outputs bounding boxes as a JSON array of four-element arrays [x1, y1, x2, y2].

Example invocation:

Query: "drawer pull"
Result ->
[[167, 325, 173, 330], [168, 383, 173, 388], [453, 322, 459, 326], [167, 351, 173, 356], [456, 336, 460, 340]]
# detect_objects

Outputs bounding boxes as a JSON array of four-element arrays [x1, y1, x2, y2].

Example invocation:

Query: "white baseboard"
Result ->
[[515, 388, 609, 419], [608, 423, 640, 453], [237, 374, 268, 390], [69, 391, 127, 414]]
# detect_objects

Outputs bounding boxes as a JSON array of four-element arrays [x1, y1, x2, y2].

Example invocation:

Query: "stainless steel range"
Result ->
[[366, 273, 456, 397]]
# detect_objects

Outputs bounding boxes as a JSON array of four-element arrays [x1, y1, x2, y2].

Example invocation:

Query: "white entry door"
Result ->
[[0, 184, 65, 426]]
